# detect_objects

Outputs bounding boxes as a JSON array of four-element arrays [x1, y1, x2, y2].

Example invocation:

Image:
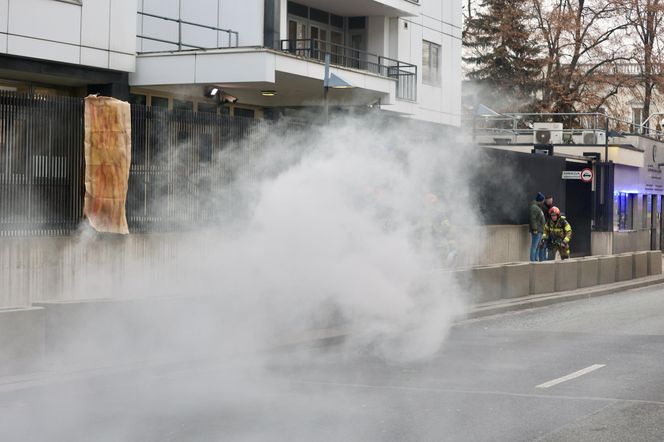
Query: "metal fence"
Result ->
[[0, 92, 84, 236], [0, 93, 307, 236]]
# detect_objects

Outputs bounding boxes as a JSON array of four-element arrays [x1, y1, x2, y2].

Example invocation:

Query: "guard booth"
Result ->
[[475, 147, 594, 257]]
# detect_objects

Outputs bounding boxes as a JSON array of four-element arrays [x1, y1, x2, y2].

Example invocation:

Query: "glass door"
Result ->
[[330, 31, 343, 65], [288, 19, 308, 54], [311, 26, 327, 60]]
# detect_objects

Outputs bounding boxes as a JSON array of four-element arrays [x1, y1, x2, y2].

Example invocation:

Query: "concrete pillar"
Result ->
[[471, 265, 504, 303], [633, 251, 649, 278], [616, 253, 634, 281], [577, 257, 599, 288], [529, 261, 556, 295], [598, 255, 617, 284], [555, 259, 579, 292], [503, 263, 530, 299], [647, 250, 663, 275]]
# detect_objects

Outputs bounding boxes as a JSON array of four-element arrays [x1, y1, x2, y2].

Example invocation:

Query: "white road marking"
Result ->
[[536, 364, 606, 389]]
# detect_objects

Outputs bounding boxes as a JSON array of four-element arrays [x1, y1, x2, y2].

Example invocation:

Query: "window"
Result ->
[[151, 96, 169, 108], [422, 40, 441, 86], [197, 102, 218, 114], [173, 99, 193, 111], [632, 106, 643, 133], [614, 192, 635, 231], [128, 94, 147, 106], [234, 108, 255, 119]]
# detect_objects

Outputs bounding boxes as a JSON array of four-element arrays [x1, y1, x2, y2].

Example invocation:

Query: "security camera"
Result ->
[[220, 93, 238, 104]]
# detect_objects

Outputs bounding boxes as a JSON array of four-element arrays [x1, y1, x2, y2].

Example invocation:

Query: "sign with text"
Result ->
[[562, 171, 582, 180]]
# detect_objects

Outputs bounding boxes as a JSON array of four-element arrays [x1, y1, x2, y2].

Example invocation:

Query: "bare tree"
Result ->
[[620, 0, 664, 130], [532, 0, 631, 117]]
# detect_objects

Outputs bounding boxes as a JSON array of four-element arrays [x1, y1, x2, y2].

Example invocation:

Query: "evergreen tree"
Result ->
[[463, 0, 542, 112]]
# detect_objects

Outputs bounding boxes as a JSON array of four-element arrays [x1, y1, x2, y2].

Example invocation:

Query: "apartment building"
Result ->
[[0, 0, 136, 97], [0, 0, 461, 126]]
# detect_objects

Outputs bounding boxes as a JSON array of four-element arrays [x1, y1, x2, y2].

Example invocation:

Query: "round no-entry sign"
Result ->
[[580, 168, 593, 182]]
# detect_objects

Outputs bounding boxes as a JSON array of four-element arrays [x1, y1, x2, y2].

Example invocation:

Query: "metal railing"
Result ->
[[468, 111, 664, 143], [136, 11, 239, 53], [280, 38, 417, 101]]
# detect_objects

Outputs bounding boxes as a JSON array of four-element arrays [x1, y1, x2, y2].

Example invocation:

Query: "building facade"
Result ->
[[0, 0, 461, 126]]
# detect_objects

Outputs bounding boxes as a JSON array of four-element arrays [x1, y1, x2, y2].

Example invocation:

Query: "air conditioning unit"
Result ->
[[579, 130, 606, 145], [533, 122, 563, 145]]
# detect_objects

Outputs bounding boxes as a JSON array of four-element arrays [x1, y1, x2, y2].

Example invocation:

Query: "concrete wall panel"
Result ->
[[8, 34, 80, 65], [471, 265, 503, 303], [555, 260, 578, 292], [577, 257, 599, 288], [647, 251, 662, 275], [0, 307, 45, 375], [616, 253, 634, 281], [503, 263, 530, 299], [598, 255, 617, 284], [530, 261, 556, 294], [633, 251, 649, 279]]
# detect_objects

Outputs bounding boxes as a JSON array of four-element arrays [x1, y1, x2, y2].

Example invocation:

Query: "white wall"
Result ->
[[369, 0, 461, 126], [0, 0, 136, 71], [138, 0, 262, 53]]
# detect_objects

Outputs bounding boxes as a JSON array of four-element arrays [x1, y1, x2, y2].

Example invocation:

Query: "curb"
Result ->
[[465, 273, 664, 319]]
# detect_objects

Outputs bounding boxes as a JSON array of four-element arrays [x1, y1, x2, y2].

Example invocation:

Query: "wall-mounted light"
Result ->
[[260, 90, 277, 97], [204, 87, 219, 98]]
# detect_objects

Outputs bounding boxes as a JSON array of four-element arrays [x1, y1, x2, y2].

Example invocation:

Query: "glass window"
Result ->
[[614, 192, 635, 231], [151, 96, 169, 108], [197, 102, 217, 114], [287, 1, 308, 18], [234, 108, 255, 119], [632, 107, 643, 133], [422, 40, 441, 86], [129, 94, 147, 106], [173, 99, 193, 111]]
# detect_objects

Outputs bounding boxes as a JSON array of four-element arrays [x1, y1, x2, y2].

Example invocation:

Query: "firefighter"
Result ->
[[541, 206, 572, 260]]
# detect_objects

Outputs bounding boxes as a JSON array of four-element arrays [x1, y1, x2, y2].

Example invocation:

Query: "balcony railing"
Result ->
[[136, 11, 239, 53], [280, 39, 417, 102]]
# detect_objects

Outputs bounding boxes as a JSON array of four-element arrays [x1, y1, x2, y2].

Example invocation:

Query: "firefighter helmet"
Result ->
[[549, 206, 561, 216]]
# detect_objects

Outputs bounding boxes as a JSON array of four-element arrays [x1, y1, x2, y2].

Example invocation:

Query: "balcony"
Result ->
[[289, 0, 419, 17], [280, 39, 417, 101]]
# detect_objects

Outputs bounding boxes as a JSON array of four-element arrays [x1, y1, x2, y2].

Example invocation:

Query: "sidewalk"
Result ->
[[466, 273, 664, 319]]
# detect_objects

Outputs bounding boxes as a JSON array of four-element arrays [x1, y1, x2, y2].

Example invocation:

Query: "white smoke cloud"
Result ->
[[1, 112, 484, 441]]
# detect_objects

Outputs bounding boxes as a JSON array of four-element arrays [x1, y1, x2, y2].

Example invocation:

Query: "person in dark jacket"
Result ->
[[543, 195, 554, 222], [529, 192, 546, 261]]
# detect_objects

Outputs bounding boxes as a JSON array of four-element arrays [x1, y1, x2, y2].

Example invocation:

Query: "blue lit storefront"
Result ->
[[606, 136, 664, 253]]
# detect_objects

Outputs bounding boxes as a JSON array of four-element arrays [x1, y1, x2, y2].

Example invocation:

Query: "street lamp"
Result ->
[[323, 53, 353, 120]]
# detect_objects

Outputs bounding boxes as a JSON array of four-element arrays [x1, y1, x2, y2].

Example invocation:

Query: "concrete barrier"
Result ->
[[616, 253, 634, 281], [471, 265, 504, 303], [33, 296, 222, 368], [452, 268, 473, 292], [530, 261, 556, 295], [598, 255, 617, 284], [577, 257, 599, 288], [555, 259, 579, 292], [0, 307, 45, 375], [503, 263, 530, 299], [633, 251, 649, 279], [647, 251, 662, 275]]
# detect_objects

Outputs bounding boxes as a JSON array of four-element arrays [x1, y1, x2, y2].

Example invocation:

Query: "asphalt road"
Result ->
[[2, 284, 664, 441]]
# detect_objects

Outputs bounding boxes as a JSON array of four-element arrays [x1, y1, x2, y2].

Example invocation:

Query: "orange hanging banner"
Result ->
[[83, 95, 131, 234]]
